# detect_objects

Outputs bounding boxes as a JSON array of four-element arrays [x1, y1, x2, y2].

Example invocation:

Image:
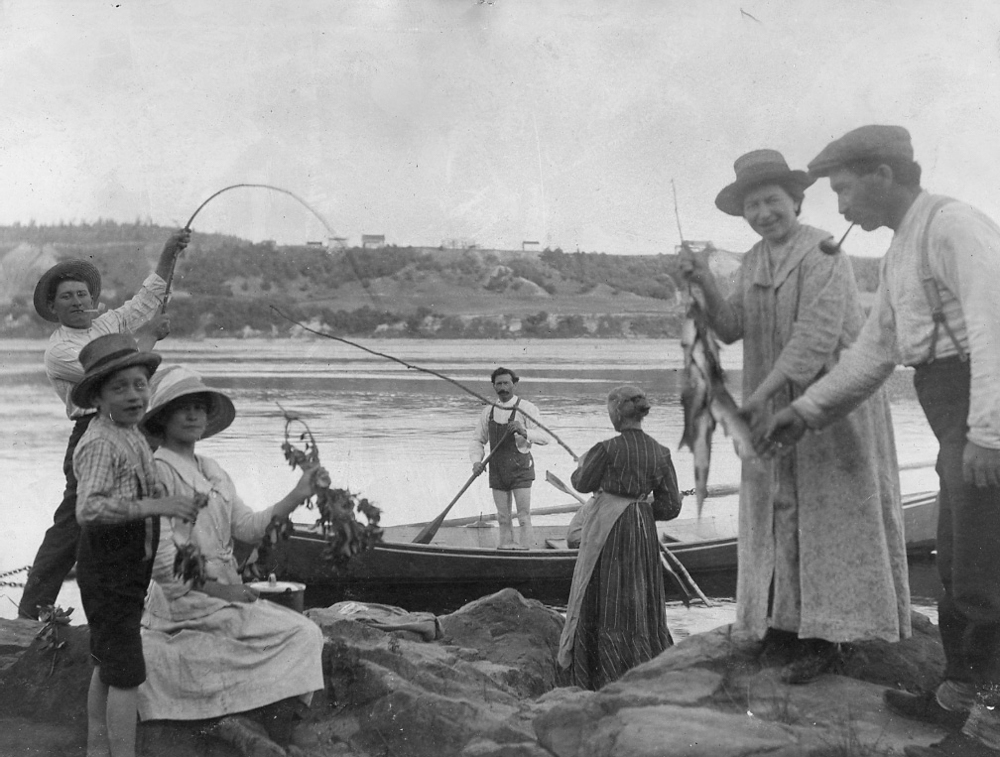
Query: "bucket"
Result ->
[[248, 575, 306, 613]]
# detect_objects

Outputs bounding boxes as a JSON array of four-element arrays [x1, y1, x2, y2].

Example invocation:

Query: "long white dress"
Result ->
[[137, 448, 324, 721]]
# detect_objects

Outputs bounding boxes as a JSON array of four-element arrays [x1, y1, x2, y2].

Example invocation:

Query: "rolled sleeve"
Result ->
[[468, 406, 490, 463], [793, 284, 898, 429]]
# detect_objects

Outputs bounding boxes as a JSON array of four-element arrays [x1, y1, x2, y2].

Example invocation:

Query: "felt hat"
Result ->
[[715, 149, 815, 216], [140, 364, 236, 441], [71, 334, 162, 409], [33, 259, 102, 322], [808, 125, 914, 178]]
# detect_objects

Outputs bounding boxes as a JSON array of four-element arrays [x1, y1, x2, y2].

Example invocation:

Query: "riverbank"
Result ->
[[0, 590, 951, 757]]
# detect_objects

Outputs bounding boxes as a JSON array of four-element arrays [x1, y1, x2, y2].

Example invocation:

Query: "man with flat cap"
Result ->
[[765, 125, 1000, 757], [17, 228, 190, 621]]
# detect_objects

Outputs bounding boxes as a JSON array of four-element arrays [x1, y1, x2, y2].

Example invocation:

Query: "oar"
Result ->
[[544, 470, 712, 606], [412, 429, 513, 544]]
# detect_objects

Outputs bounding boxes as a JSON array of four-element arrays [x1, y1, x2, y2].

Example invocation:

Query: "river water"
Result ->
[[0, 337, 942, 632]]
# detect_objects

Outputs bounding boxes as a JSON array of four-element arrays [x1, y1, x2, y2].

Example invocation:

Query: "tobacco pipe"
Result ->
[[819, 223, 855, 255]]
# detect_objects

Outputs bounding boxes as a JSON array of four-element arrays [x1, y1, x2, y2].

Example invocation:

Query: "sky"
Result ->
[[1, 0, 999, 257]]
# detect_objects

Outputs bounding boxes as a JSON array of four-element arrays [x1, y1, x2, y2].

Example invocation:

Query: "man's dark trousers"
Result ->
[[18, 413, 95, 620], [915, 357, 1000, 700]]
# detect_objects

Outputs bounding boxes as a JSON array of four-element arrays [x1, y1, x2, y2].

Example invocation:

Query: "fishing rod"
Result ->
[[162, 183, 377, 309], [269, 305, 580, 461]]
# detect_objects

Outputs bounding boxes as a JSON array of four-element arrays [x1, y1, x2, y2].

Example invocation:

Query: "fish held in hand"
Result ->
[[679, 296, 755, 515]]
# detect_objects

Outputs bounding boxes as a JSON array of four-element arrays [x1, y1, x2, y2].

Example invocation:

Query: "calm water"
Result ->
[[0, 337, 942, 629]]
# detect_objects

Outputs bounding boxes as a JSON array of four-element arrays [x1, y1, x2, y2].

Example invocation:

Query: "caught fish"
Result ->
[[172, 492, 210, 586], [679, 294, 755, 515]]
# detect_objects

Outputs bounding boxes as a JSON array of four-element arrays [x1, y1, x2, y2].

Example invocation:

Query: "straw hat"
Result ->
[[140, 364, 236, 441], [71, 334, 162, 409], [714, 149, 815, 217], [33, 259, 102, 322]]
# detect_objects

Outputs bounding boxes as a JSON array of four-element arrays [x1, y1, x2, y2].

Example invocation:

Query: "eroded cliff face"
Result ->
[[0, 590, 950, 757]]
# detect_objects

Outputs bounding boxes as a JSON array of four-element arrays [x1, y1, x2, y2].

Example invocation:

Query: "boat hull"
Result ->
[[269, 491, 938, 612]]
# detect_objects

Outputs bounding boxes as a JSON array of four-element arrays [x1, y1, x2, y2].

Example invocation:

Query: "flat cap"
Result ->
[[808, 125, 913, 177]]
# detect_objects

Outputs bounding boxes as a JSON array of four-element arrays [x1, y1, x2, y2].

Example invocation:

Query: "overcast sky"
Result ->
[[2, 0, 998, 257]]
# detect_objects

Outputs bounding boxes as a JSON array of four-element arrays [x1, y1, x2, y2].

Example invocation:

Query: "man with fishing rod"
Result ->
[[763, 125, 1000, 757], [18, 228, 191, 621], [469, 367, 548, 550]]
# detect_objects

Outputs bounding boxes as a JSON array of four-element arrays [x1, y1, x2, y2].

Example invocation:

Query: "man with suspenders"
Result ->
[[765, 125, 1000, 757], [469, 367, 548, 550]]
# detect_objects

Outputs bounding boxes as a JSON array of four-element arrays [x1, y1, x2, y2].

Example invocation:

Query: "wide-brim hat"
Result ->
[[33, 259, 102, 322], [715, 149, 815, 216], [140, 364, 236, 441], [71, 333, 162, 409]]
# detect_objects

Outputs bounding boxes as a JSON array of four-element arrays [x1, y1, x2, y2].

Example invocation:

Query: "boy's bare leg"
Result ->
[[86, 667, 110, 757], [106, 685, 139, 757]]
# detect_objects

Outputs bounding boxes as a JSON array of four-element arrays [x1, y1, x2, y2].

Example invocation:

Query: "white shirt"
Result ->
[[45, 273, 166, 419], [468, 396, 548, 462], [794, 191, 1000, 448]]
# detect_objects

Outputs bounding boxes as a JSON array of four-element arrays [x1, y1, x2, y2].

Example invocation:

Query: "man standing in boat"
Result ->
[[764, 125, 1000, 757], [17, 229, 190, 621], [469, 367, 548, 550]]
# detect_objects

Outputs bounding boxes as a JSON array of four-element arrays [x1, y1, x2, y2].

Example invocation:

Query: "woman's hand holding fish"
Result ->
[[291, 464, 328, 503], [738, 397, 769, 451], [677, 243, 714, 287], [760, 406, 808, 458]]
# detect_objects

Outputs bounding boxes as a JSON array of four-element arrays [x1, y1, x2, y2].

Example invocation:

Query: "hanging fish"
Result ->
[[679, 293, 755, 516]]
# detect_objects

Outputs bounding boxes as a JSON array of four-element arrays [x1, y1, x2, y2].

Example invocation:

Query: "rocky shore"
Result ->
[[0, 589, 950, 756]]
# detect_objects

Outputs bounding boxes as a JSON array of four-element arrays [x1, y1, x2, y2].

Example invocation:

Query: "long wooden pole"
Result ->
[[412, 428, 513, 544], [271, 306, 579, 461]]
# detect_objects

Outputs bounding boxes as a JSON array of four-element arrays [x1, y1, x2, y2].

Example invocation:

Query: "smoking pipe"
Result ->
[[819, 223, 855, 255]]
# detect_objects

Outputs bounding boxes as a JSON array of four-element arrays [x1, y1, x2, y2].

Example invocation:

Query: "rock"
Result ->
[[308, 588, 565, 757], [0, 618, 43, 671], [0, 597, 955, 757]]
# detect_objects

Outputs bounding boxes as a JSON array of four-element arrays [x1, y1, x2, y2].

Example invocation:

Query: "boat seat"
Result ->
[[546, 538, 569, 550]]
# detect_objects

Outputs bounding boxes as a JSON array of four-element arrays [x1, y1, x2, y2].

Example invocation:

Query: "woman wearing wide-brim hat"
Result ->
[[135, 364, 325, 745], [678, 149, 910, 683]]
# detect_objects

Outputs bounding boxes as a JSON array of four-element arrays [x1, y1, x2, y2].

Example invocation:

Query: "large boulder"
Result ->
[[0, 597, 954, 757]]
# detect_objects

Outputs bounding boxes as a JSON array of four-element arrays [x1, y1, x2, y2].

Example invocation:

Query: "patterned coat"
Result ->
[[713, 224, 911, 642]]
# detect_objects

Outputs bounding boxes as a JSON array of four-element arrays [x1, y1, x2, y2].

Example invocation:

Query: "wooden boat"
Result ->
[[269, 490, 939, 613]]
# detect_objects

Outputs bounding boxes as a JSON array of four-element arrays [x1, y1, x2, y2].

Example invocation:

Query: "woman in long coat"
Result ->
[[557, 385, 681, 690], [680, 149, 910, 683]]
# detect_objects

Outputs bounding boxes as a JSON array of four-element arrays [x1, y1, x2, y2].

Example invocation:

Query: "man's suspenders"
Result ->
[[919, 198, 967, 363]]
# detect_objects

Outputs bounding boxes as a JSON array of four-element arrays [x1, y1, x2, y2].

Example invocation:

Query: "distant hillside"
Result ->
[[0, 221, 882, 340]]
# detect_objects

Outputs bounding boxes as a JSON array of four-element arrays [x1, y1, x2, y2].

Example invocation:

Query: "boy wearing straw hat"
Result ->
[[18, 229, 190, 620], [70, 333, 200, 757]]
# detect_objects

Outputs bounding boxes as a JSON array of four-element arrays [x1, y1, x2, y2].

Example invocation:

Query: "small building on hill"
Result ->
[[362, 234, 385, 248]]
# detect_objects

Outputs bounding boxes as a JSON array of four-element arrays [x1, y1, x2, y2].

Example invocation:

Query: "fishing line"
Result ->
[[269, 305, 579, 461], [164, 183, 377, 308]]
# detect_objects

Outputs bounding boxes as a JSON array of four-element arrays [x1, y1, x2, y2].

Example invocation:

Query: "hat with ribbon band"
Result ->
[[140, 364, 236, 441], [71, 333, 162, 409], [715, 149, 815, 216]]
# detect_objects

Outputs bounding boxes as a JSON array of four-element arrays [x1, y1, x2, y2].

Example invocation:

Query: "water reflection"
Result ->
[[0, 338, 942, 624]]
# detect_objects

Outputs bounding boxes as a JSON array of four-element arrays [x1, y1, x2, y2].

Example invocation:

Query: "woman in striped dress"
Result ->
[[557, 385, 682, 690]]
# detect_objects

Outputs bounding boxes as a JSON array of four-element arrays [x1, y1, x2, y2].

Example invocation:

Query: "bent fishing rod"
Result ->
[[269, 305, 579, 461], [162, 183, 377, 309]]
